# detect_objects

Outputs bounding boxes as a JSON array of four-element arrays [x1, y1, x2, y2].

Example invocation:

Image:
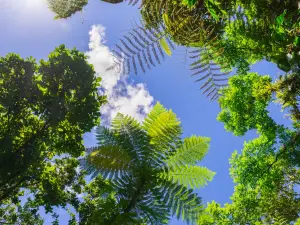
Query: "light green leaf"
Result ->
[[160, 165, 215, 189], [275, 10, 287, 26], [165, 136, 210, 168], [206, 0, 219, 21], [159, 38, 172, 56], [37, 83, 47, 94]]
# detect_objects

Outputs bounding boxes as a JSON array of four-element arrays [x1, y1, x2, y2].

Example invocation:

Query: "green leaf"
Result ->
[[294, 36, 299, 46], [96, 77, 102, 83], [159, 38, 172, 56], [275, 10, 287, 26], [165, 136, 210, 169], [207, 7, 219, 21], [37, 83, 47, 94], [160, 165, 215, 189], [206, 0, 221, 21], [162, 13, 171, 27]]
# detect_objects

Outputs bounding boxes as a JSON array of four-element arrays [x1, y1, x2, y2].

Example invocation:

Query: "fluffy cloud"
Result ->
[[86, 25, 154, 125]]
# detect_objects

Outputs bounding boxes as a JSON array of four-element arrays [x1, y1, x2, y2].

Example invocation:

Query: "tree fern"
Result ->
[[81, 103, 215, 224]]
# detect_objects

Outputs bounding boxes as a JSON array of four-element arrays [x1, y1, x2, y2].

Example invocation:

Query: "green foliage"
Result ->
[[199, 130, 300, 224], [81, 103, 215, 224], [273, 72, 300, 124], [181, 0, 197, 7], [47, 0, 88, 19], [0, 198, 44, 225], [217, 72, 276, 136], [160, 38, 172, 56], [78, 176, 122, 225], [201, 66, 300, 224], [24, 1, 300, 224], [0, 45, 105, 221]]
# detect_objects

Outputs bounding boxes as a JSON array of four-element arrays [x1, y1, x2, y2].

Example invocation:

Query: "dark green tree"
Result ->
[[0, 45, 105, 221]]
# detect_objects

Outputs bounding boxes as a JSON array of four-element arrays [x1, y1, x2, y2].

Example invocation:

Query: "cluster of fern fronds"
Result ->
[[80, 103, 215, 224]]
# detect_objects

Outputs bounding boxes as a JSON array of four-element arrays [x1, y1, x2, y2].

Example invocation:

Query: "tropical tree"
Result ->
[[199, 130, 300, 225], [0, 45, 106, 221], [198, 72, 300, 224], [80, 103, 215, 224]]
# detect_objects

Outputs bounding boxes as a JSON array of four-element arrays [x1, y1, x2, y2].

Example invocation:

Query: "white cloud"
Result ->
[[86, 25, 154, 125]]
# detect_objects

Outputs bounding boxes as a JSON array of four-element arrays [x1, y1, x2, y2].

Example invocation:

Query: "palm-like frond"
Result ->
[[47, 0, 88, 19], [137, 194, 170, 224], [189, 47, 231, 101], [142, 103, 182, 154], [165, 136, 210, 169], [109, 23, 175, 75], [102, 0, 142, 6], [111, 113, 151, 162], [154, 181, 203, 223], [273, 216, 290, 225], [160, 165, 215, 189], [85, 145, 132, 180], [96, 126, 117, 146]]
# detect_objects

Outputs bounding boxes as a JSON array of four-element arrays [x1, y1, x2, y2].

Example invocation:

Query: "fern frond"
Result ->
[[273, 216, 290, 225], [160, 165, 215, 189], [111, 113, 153, 163], [96, 126, 117, 146], [110, 23, 174, 75], [101, 0, 124, 4], [189, 47, 231, 100], [165, 136, 210, 169], [101, 0, 145, 6], [143, 103, 182, 154], [85, 145, 132, 179], [127, 0, 140, 6], [155, 181, 203, 223], [137, 193, 170, 224]]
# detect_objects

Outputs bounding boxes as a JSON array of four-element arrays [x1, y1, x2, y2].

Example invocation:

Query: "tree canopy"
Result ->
[[199, 72, 300, 224], [0, 45, 105, 223]]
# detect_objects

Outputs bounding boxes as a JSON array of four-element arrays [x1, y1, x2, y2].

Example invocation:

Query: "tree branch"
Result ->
[[262, 131, 300, 176]]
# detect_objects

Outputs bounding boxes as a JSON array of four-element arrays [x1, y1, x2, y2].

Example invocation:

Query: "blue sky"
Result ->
[[0, 0, 290, 224]]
